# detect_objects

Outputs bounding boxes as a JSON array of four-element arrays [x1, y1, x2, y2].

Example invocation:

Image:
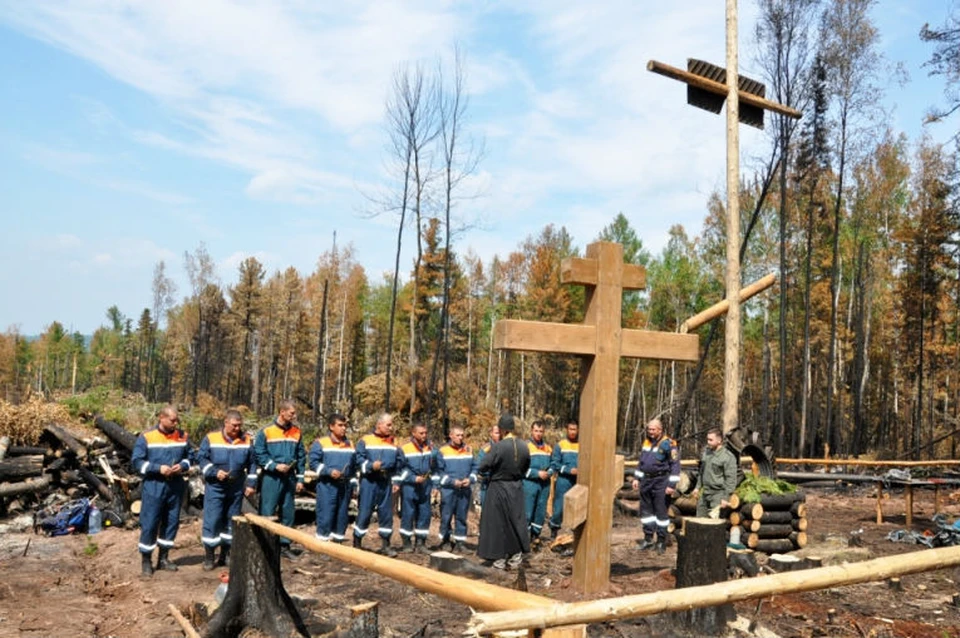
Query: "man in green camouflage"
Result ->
[[692, 428, 738, 518]]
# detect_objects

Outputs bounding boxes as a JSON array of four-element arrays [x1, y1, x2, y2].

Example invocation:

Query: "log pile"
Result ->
[[0, 418, 142, 528], [736, 491, 807, 553]]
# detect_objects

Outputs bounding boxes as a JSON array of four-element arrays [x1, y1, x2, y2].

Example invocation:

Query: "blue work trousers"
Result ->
[[259, 473, 297, 547], [640, 474, 671, 540], [400, 483, 432, 539], [439, 486, 470, 542], [138, 478, 185, 554], [523, 479, 550, 537], [315, 478, 351, 541], [201, 481, 245, 547], [354, 477, 393, 539], [550, 475, 575, 530]]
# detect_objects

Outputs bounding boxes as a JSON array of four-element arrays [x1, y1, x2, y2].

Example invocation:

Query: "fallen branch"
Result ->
[[168, 603, 201, 638]]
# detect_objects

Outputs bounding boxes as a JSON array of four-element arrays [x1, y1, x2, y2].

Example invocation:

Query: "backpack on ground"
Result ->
[[34, 498, 91, 536]]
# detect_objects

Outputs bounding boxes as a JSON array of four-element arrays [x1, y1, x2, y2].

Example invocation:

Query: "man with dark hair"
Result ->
[[548, 419, 579, 539], [397, 422, 436, 554], [523, 420, 553, 547], [435, 425, 477, 552], [478, 413, 530, 570], [353, 412, 400, 556], [632, 418, 680, 554], [254, 399, 306, 560], [692, 428, 738, 518], [132, 405, 193, 576], [198, 409, 257, 570], [310, 413, 357, 543]]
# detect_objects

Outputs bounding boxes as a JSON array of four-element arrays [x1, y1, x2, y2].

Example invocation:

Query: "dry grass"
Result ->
[[0, 396, 72, 445]]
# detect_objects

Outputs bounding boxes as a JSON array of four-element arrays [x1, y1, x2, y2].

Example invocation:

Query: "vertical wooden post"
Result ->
[[722, 0, 741, 436], [905, 485, 914, 527], [875, 481, 884, 524], [573, 243, 624, 594]]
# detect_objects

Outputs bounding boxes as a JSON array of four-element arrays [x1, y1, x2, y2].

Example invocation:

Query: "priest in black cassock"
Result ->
[[477, 412, 530, 569]]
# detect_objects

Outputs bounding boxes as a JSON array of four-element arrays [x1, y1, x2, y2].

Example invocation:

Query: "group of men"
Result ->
[[132, 402, 734, 577], [131, 401, 581, 576]]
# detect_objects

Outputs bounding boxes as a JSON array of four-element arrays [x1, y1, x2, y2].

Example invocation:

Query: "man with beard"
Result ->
[[477, 413, 530, 570]]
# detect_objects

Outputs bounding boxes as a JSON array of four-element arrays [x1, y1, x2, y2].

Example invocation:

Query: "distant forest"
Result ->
[[2, 0, 959, 461]]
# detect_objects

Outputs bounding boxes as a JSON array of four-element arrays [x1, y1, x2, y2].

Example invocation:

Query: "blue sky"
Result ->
[[0, 0, 955, 335]]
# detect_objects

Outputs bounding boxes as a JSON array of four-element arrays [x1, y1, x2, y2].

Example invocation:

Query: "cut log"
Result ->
[[44, 424, 88, 459], [728, 511, 741, 527], [804, 556, 823, 568], [747, 537, 794, 553], [672, 518, 734, 634], [753, 524, 794, 539], [791, 502, 807, 518], [672, 495, 699, 514], [0, 436, 9, 461], [130, 500, 142, 515], [726, 493, 740, 510], [768, 554, 805, 573], [759, 492, 804, 510], [94, 416, 137, 455], [740, 503, 763, 520], [345, 601, 379, 638], [741, 519, 761, 533], [0, 455, 44, 481], [78, 466, 115, 503], [789, 531, 807, 549], [758, 511, 793, 525], [204, 518, 310, 638], [791, 517, 808, 532], [0, 474, 52, 498]]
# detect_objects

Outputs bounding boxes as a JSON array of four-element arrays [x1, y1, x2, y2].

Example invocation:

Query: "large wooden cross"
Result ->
[[493, 241, 699, 593]]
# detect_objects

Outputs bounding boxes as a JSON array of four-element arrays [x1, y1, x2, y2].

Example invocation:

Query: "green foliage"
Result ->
[[735, 474, 797, 503], [83, 536, 98, 557]]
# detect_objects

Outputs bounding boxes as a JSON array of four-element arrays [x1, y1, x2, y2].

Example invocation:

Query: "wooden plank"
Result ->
[[562, 485, 589, 529], [679, 273, 777, 333], [573, 241, 622, 594], [621, 330, 699, 362], [561, 255, 645, 291], [612, 455, 625, 496], [493, 320, 596, 356]]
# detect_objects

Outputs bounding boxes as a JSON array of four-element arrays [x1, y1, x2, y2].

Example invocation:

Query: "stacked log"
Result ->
[[737, 491, 808, 553], [0, 418, 140, 527]]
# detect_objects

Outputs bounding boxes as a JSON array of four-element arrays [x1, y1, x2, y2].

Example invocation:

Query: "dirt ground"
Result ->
[[1, 486, 960, 638]]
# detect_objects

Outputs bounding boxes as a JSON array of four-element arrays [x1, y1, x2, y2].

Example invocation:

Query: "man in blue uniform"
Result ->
[[396, 422, 436, 554], [132, 405, 193, 577], [435, 425, 477, 553], [353, 412, 400, 556], [522, 420, 553, 547], [309, 413, 357, 543], [548, 419, 579, 539], [253, 399, 306, 560], [631, 418, 680, 554], [198, 409, 257, 570]]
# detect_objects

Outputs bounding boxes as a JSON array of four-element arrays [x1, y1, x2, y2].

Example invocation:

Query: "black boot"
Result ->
[[157, 547, 178, 571], [656, 538, 667, 555], [203, 545, 216, 571], [141, 553, 154, 577], [414, 537, 430, 555], [379, 536, 398, 558], [353, 534, 363, 549], [217, 545, 230, 567], [453, 541, 465, 554], [401, 536, 413, 553], [637, 536, 655, 550]]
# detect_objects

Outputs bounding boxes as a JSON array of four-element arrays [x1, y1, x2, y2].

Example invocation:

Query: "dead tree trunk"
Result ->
[[203, 518, 309, 638], [672, 518, 734, 634], [94, 416, 137, 456]]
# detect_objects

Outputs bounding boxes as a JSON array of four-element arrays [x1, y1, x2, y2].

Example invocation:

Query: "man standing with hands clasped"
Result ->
[[254, 399, 306, 560], [692, 428, 738, 518], [632, 418, 679, 554]]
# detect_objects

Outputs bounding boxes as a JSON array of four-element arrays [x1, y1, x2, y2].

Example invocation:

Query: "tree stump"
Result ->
[[672, 517, 734, 634], [203, 518, 309, 638]]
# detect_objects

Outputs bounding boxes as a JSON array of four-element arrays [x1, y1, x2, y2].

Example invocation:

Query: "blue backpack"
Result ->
[[35, 498, 91, 536]]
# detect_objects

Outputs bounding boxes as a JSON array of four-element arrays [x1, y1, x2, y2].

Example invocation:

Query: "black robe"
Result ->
[[477, 434, 530, 560]]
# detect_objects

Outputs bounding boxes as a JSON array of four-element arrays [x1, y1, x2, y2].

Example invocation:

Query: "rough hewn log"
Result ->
[[740, 503, 763, 520], [747, 537, 794, 553], [753, 524, 794, 539], [0, 455, 44, 481], [759, 493, 804, 510], [8, 446, 53, 457], [728, 511, 741, 526], [78, 467, 115, 503], [469, 544, 960, 633], [791, 502, 807, 517], [672, 495, 699, 514], [0, 474, 52, 498], [44, 424, 87, 459], [94, 416, 137, 455], [726, 493, 740, 510], [758, 510, 793, 525], [672, 518, 734, 634], [741, 519, 761, 533], [792, 517, 808, 531], [789, 531, 808, 548], [204, 517, 309, 638]]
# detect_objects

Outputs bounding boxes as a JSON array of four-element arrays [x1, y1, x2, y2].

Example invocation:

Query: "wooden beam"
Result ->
[[241, 514, 554, 613], [562, 485, 590, 529], [561, 256, 646, 291], [647, 60, 802, 120], [776, 458, 960, 467], [469, 544, 960, 633], [620, 330, 698, 362], [680, 273, 777, 333], [493, 320, 596, 356]]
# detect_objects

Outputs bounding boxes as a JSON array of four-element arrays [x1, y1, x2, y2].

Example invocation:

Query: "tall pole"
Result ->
[[723, 0, 741, 435]]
